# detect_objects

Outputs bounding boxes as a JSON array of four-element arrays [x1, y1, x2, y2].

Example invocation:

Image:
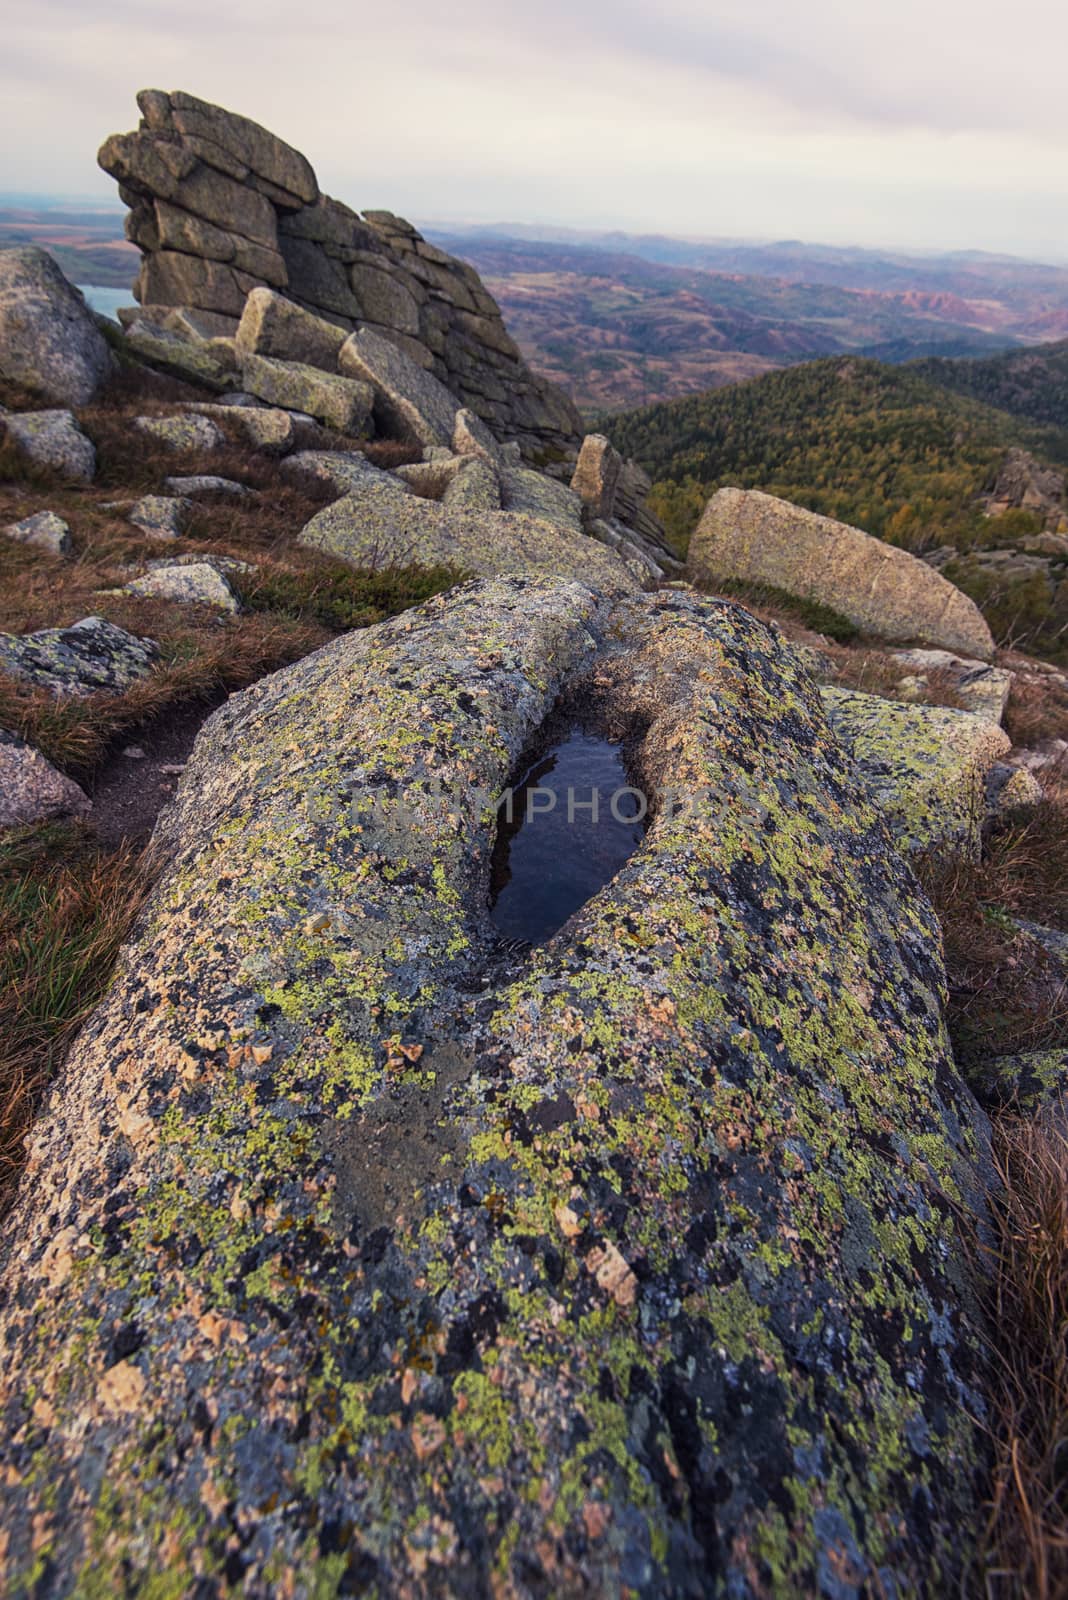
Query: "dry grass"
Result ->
[[1001, 666, 1068, 751], [979, 1111, 1068, 1599], [0, 823, 152, 1209]]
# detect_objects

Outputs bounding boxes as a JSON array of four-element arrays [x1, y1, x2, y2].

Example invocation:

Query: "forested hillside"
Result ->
[[911, 340, 1068, 430], [605, 356, 1068, 552]]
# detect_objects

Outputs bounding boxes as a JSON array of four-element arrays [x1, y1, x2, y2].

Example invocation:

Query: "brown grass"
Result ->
[[979, 1110, 1068, 1599], [0, 823, 152, 1209], [1001, 667, 1068, 751]]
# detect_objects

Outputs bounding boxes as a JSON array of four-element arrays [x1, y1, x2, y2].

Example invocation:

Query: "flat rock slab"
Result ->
[[339, 325, 460, 447], [0, 245, 113, 405], [0, 728, 90, 828], [280, 448, 413, 499], [2, 510, 71, 556], [500, 464, 584, 534], [122, 561, 239, 612], [241, 353, 372, 434], [133, 414, 224, 452], [822, 685, 1010, 857], [689, 487, 995, 660], [299, 491, 640, 592], [122, 318, 235, 391], [0, 578, 991, 1596], [3, 408, 96, 482], [0, 616, 158, 696]]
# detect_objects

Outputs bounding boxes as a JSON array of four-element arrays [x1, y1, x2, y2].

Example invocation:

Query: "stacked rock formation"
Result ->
[[99, 91, 584, 459]]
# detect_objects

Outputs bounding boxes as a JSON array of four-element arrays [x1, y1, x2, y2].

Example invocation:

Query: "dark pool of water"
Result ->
[[489, 728, 647, 946]]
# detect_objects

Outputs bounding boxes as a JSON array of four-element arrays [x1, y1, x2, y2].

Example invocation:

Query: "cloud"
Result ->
[[0, 0, 1065, 255]]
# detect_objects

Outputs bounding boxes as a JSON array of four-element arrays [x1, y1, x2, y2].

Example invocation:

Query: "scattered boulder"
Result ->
[[298, 493, 639, 592], [441, 456, 501, 512], [235, 287, 347, 368], [132, 414, 224, 452], [452, 405, 503, 463], [0, 616, 158, 695], [240, 353, 371, 433], [338, 326, 459, 447], [2, 510, 71, 556], [182, 401, 295, 454], [280, 448, 412, 499], [0, 578, 992, 1595], [0, 729, 91, 829], [689, 487, 996, 660], [122, 562, 239, 612], [985, 761, 1044, 822], [0, 246, 113, 404], [2, 408, 96, 482], [129, 495, 193, 540], [889, 648, 1014, 723], [570, 432, 622, 519], [162, 474, 251, 498], [822, 686, 1010, 857]]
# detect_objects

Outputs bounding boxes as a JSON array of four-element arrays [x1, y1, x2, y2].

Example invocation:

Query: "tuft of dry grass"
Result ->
[[0, 823, 152, 1209], [979, 1111, 1068, 1599], [1001, 667, 1068, 752]]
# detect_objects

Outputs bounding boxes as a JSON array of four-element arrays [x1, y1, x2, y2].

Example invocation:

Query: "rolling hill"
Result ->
[[910, 341, 1068, 430]]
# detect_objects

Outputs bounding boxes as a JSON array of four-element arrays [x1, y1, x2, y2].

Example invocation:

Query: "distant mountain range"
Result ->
[[6, 201, 1068, 416]]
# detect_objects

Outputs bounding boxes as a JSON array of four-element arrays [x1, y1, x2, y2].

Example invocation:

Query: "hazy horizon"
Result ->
[[3, 0, 1066, 261]]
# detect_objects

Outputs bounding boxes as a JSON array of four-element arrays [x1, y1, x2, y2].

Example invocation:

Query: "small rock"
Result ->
[[985, 762, 1044, 822], [452, 407, 502, 465], [163, 475, 251, 499], [3, 409, 96, 482], [129, 495, 193, 540], [0, 728, 91, 829], [122, 562, 239, 613], [123, 746, 146, 760], [132, 415, 224, 452], [185, 403, 294, 455], [570, 434, 622, 520], [121, 318, 236, 392], [159, 763, 186, 776], [2, 510, 71, 556]]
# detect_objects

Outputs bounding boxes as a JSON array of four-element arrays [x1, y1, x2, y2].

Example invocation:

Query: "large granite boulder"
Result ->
[[338, 326, 459, 447], [822, 686, 1010, 857], [0, 579, 992, 1595], [240, 353, 372, 434], [98, 91, 584, 459], [235, 287, 347, 369], [689, 487, 996, 660], [0, 246, 113, 405]]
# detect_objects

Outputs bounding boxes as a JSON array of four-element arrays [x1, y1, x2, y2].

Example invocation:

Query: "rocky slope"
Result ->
[[1, 86, 1068, 1600]]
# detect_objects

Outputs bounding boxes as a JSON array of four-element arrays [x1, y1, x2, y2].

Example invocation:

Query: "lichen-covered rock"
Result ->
[[240, 353, 372, 434], [121, 316, 236, 391], [452, 404, 503, 464], [822, 686, 1010, 857], [133, 413, 225, 453], [128, 494, 193, 539], [2, 407, 96, 482], [122, 561, 239, 612], [889, 648, 1013, 724], [0, 728, 90, 828], [0, 616, 158, 695], [985, 760, 1044, 822], [0, 246, 114, 404], [185, 401, 295, 455], [571, 431, 622, 519], [299, 492, 639, 593], [338, 326, 459, 446], [2, 510, 71, 556], [235, 286, 347, 368], [281, 448, 414, 501], [441, 456, 501, 511], [689, 488, 996, 660], [0, 579, 992, 1596], [969, 1050, 1068, 1114]]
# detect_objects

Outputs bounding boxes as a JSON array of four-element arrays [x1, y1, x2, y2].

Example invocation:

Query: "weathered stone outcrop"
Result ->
[[98, 91, 585, 458], [2, 510, 71, 557], [822, 686, 1010, 857], [0, 245, 114, 405], [689, 487, 996, 659], [0, 578, 992, 1596], [1, 407, 96, 482]]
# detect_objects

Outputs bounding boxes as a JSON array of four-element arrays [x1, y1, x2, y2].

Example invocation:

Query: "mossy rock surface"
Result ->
[[822, 685, 1010, 858], [0, 579, 992, 1597]]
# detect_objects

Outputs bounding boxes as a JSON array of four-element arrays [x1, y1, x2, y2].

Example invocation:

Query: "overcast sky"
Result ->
[[3, 0, 1066, 259]]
